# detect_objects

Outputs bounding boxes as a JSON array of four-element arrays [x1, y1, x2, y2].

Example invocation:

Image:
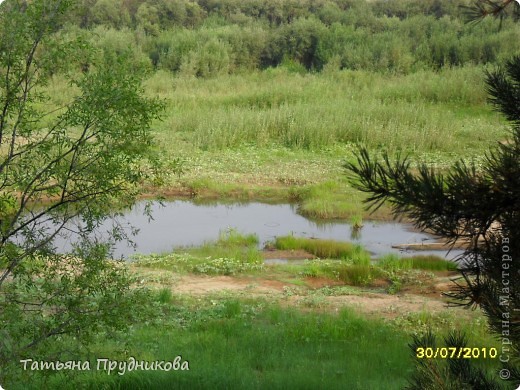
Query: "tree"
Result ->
[[346, 37, 520, 390], [0, 0, 163, 382], [91, 0, 131, 29]]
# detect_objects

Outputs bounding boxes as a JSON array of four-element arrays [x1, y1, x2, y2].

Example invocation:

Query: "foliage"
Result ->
[[274, 235, 361, 260], [0, 0, 163, 382], [216, 228, 259, 247], [463, 0, 520, 23], [132, 252, 261, 275], [190, 256, 263, 275], [379, 254, 458, 272], [409, 255, 458, 271], [60, 0, 520, 76], [290, 258, 382, 286], [144, 67, 503, 154], [133, 230, 263, 275]]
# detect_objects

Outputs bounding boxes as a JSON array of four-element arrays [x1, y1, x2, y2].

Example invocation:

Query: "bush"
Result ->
[[180, 37, 232, 77]]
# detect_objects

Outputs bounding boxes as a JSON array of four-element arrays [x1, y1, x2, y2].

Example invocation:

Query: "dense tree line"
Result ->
[[53, 0, 520, 77], [65, 0, 488, 29]]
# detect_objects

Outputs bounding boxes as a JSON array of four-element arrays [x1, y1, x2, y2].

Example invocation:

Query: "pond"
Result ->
[[80, 200, 463, 261]]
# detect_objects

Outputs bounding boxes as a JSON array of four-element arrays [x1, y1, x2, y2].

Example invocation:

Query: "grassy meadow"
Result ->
[[31, 302, 415, 390], [145, 65, 507, 219], [45, 64, 508, 220]]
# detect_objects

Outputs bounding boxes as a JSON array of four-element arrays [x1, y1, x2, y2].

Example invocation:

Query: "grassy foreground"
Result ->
[[40, 303, 413, 390], [6, 233, 499, 389]]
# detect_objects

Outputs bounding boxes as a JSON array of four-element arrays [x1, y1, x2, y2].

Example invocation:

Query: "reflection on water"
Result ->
[[67, 200, 461, 260]]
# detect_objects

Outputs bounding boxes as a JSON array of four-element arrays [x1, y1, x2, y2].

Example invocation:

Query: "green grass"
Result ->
[[279, 258, 383, 287], [293, 180, 383, 219], [33, 301, 414, 390], [132, 229, 263, 275], [379, 254, 458, 272], [215, 228, 259, 247], [44, 66, 507, 219], [132, 253, 263, 276], [12, 294, 499, 390], [134, 235, 456, 286], [47, 66, 506, 170], [144, 66, 504, 218], [273, 235, 372, 267], [350, 214, 363, 229], [186, 229, 262, 266], [335, 264, 377, 286], [144, 66, 504, 155], [156, 287, 173, 304], [274, 235, 367, 261], [410, 255, 458, 271]]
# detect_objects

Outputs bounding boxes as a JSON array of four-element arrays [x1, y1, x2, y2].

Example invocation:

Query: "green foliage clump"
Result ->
[[216, 228, 259, 247], [191, 256, 263, 275], [294, 259, 382, 286], [379, 254, 457, 272], [335, 264, 376, 286], [410, 255, 458, 271], [134, 229, 263, 275], [134, 252, 263, 276], [379, 253, 413, 272], [273, 236, 376, 285], [274, 235, 365, 260]]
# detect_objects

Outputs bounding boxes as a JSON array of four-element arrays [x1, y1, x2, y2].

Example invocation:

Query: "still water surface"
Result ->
[[89, 200, 463, 260]]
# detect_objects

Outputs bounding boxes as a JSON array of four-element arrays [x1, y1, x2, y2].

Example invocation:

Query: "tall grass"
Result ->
[[274, 235, 366, 260], [335, 264, 378, 286], [379, 253, 457, 272], [10, 296, 498, 390], [37, 304, 413, 390], [189, 229, 261, 264], [42, 59, 508, 222], [142, 66, 505, 154], [44, 66, 506, 203], [410, 255, 458, 271]]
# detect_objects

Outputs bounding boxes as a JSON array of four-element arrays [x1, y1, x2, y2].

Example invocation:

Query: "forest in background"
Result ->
[[54, 0, 519, 77]]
